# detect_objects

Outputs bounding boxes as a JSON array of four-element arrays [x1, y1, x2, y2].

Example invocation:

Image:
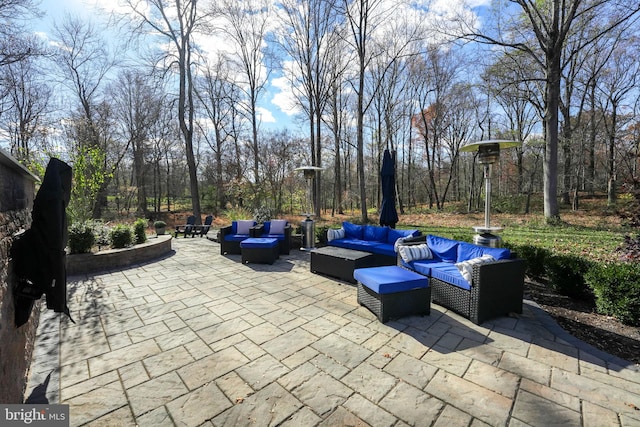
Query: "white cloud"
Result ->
[[256, 106, 276, 123], [270, 75, 301, 117]]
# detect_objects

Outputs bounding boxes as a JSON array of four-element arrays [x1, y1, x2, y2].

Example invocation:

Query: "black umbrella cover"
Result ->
[[11, 158, 73, 327], [379, 149, 399, 228]]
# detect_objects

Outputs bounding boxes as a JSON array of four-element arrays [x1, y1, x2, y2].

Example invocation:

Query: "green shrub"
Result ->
[[316, 225, 329, 245], [508, 243, 551, 279], [68, 222, 96, 254], [91, 221, 111, 249], [253, 205, 272, 224], [110, 224, 133, 249], [133, 218, 147, 244], [545, 254, 594, 300], [585, 262, 640, 326], [154, 220, 166, 228]]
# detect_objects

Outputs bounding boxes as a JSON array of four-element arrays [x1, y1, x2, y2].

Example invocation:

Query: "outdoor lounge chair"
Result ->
[[192, 215, 213, 238], [175, 215, 196, 237], [219, 220, 256, 255]]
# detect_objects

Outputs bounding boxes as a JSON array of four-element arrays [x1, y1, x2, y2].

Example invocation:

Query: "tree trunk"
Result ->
[[543, 49, 561, 220]]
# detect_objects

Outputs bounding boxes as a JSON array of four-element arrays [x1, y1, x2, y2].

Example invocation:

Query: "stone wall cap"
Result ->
[[0, 148, 40, 182]]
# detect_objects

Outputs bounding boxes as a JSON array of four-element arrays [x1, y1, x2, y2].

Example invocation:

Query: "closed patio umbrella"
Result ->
[[379, 149, 399, 228]]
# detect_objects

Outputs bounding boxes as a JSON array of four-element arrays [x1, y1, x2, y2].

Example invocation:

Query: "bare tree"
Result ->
[[455, 0, 640, 221], [195, 57, 244, 213], [597, 37, 639, 206], [339, 0, 424, 222], [2, 55, 52, 166], [121, 0, 208, 224], [51, 14, 120, 219], [219, 0, 274, 207], [0, 0, 42, 67], [277, 0, 342, 218], [109, 69, 163, 216]]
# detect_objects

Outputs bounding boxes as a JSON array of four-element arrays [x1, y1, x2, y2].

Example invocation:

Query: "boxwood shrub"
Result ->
[[110, 225, 133, 249], [584, 262, 640, 326], [68, 222, 96, 254], [545, 254, 594, 301], [133, 218, 147, 244], [506, 243, 551, 280]]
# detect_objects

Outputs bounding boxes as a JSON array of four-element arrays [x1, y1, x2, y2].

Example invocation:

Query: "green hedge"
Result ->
[[545, 254, 594, 301], [585, 262, 640, 326]]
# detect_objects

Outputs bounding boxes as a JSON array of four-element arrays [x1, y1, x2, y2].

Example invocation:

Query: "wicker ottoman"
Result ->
[[240, 237, 279, 264], [354, 266, 430, 323]]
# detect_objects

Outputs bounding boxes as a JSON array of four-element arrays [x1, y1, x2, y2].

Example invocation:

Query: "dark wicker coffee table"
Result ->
[[310, 246, 376, 283]]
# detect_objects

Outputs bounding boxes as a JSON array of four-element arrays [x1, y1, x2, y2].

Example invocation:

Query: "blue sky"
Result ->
[[31, 0, 492, 135], [32, 0, 300, 133]]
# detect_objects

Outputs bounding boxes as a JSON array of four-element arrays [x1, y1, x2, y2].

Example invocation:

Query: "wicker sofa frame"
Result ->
[[429, 258, 525, 324], [398, 239, 525, 324]]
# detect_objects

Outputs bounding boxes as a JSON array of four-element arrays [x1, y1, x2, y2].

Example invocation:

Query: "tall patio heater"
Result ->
[[460, 140, 521, 248], [294, 166, 323, 250]]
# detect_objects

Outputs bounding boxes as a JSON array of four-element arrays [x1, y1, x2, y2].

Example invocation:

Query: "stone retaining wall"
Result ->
[[0, 149, 38, 403], [66, 235, 173, 275]]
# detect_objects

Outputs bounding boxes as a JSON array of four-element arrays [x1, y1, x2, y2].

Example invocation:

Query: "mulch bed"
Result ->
[[524, 280, 640, 365]]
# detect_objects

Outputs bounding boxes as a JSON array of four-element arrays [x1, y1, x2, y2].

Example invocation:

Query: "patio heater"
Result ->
[[460, 139, 521, 248], [294, 166, 323, 251]]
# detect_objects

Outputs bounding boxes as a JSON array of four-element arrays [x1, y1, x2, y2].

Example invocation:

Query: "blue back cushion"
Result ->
[[343, 222, 364, 239], [386, 228, 419, 244], [427, 234, 459, 262], [457, 241, 511, 262], [363, 225, 388, 242]]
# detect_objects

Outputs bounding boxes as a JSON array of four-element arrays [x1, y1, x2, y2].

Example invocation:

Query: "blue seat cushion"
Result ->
[[401, 259, 448, 277], [354, 266, 429, 294], [259, 234, 286, 241], [457, 241, 511, 262], [240, 237, 278, 248], [225, 234, 250, 242], [430, 263, 471, 290]]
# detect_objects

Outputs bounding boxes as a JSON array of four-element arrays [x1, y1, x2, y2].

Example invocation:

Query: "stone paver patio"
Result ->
[[25, 237, 640, 426]]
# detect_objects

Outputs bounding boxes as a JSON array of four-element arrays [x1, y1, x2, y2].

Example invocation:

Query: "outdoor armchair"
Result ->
[[219, 220, 256, 255], [175, 215, 196, 238]]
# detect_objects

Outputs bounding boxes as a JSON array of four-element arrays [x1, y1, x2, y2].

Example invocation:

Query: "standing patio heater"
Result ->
[[460, 140, 521, 248], [294, 166, 323, 250]]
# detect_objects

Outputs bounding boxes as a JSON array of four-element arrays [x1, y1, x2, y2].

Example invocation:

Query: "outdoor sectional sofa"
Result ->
[[397, 234, 525, 324], [327, 221, 421, 265]]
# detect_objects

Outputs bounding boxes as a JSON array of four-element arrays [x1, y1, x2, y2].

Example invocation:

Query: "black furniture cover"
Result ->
[[11, 158, 73, 327]]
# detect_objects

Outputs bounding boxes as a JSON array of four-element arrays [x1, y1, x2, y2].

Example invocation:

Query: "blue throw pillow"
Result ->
[[427, 234, 459, 262], [343, 221, 364, 239]]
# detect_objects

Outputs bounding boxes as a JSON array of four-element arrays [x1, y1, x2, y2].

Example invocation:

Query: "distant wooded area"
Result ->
[[2, 0, 639, 224]]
